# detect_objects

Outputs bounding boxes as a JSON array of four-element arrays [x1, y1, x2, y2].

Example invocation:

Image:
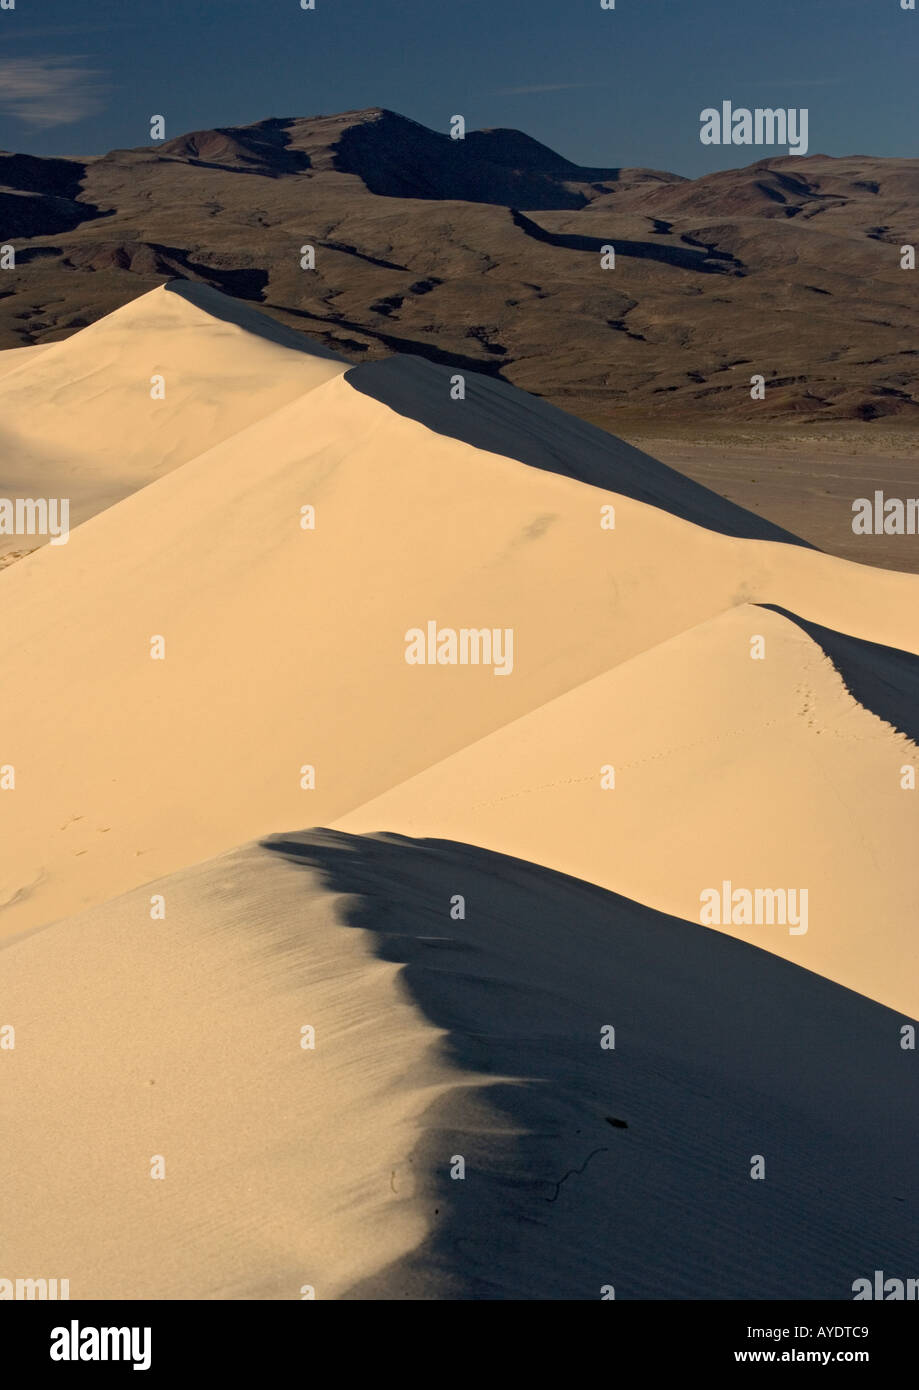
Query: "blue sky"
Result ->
[[0, 0, 916, 174]]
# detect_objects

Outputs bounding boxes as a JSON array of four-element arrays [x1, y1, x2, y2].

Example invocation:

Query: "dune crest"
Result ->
[[0, 282, 345, 559], [2, 283, 918, 1301], [2, 287, 918, 960], [2, 831, 916, 1299], [338, 603, 919, 1015]]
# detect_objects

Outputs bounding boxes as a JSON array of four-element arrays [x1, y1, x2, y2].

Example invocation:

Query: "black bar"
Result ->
[[4, 1301, 916, 1376]]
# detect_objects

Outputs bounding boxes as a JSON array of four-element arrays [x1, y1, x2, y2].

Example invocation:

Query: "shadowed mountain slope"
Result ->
[[2, 109, 918, 439]]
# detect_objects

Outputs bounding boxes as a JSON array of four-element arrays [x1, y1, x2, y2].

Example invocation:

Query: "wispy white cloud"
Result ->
[[491, 82, 606, 96], [0, 55, 108, 128]]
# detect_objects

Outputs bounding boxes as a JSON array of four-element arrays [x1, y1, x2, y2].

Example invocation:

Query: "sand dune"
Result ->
[[0, 282, 345, 559], [762, 603, 919, 745], [338, 603, 919, 1015], [2, 283, 918, 1301], [2, 831, 916, 1299], [0, 343, 50, 380], [345, 352, 808, 543], [1, 286, 918, 956]]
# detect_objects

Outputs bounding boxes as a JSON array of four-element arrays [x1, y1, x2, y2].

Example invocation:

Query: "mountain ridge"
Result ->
[[1, 106, 918, 434]]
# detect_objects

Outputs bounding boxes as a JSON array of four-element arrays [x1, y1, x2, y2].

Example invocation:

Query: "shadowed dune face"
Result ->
[[3, 829, 916, 1300], [345, 354, 810, 545], [262, 831, 919, 1300], [760, 603, 919, 744], [0, 278, 917, 1303], [1, 288, 918, 954], [336, 603, 919, 1017]]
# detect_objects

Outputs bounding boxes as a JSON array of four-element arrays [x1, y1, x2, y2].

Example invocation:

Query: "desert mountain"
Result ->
[[1, 107, 917, 438]]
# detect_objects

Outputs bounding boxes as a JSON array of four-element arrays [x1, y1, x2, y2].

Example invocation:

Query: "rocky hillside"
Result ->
[[1, 107, 917, 428]]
